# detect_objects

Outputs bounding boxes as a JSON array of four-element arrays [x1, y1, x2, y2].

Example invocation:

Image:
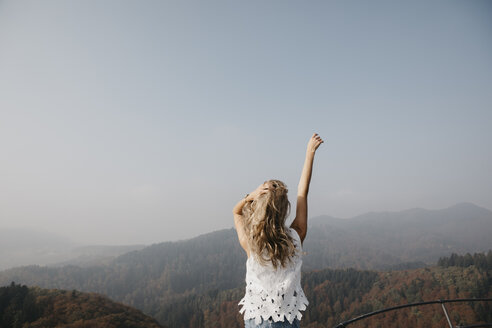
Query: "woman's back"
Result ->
[[239, 228, 308, 325]]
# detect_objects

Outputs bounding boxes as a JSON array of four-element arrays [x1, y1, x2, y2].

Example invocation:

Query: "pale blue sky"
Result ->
[[1, 1, 491, 244]]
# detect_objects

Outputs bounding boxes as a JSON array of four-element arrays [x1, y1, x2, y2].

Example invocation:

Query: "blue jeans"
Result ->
[[245, 317, 300, 328]]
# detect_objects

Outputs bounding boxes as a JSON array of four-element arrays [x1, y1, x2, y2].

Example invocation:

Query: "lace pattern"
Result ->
[[238, 229, 309, 325]]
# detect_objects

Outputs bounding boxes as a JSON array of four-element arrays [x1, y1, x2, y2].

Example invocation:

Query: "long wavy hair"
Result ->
[[242, 179, 297, 268]]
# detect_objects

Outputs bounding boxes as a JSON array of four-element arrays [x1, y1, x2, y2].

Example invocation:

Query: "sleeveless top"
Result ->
[[238, 228, 309, 325]]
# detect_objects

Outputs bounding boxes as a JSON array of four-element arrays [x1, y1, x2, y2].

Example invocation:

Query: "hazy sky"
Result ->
[[1, 1, 491, 245]]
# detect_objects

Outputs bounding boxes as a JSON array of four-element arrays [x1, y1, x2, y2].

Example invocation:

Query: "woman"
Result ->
[[233, 133, 324, 328]]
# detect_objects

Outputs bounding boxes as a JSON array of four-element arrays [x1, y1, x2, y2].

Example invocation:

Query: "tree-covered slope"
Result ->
[[0, 203, 491, 327], [160, 252, 492, 328], [0, 283, 165, 328]]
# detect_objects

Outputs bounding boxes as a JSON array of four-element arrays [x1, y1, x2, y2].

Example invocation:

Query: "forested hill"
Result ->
[[4, 202, 488, 272], [1, 203, 490, 299], [0, 283, 165, 328], [160, 252, 492, 328], [117, 202, 492, 273], [0, 203, 491, 327], [1, 253, 490, 327]]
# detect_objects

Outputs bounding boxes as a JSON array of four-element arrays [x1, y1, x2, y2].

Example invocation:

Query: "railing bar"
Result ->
[[335, 300, 441, 327], [334, 298, 492, 328], [441, 303, 453, 328]]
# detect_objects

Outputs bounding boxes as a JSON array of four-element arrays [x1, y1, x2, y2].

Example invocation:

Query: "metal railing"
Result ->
[[334, 298, 492, 328]]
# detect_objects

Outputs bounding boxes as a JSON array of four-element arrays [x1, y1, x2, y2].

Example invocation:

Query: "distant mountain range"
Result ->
[[2, 202, 490, 271], [303, 202, 492, 270]]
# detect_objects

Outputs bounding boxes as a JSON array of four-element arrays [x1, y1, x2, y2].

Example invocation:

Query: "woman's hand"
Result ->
[[234, 183, 267, 215], [306, 133, 324, 155], [245, 182, 269, 201]]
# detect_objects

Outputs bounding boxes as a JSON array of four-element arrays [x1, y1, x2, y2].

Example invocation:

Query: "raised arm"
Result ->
[[233, 183, 269, 257], [290, 133, 323, 243]]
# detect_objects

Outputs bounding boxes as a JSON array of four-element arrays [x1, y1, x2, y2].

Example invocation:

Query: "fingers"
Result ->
[[311, 133, 323, 143], [309, 133, 324, 151], [250, 184, 270, 199]]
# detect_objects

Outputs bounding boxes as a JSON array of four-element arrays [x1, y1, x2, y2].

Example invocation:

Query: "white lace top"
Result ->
[[238, 228, 309, 324]]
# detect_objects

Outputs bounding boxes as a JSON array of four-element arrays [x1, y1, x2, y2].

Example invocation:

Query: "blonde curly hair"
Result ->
[[242, 180, 297, 268]]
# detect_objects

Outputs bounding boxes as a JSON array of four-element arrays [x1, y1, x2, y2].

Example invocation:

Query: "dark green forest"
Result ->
[[0, 283, 164, 328], [438, 250, 492, 270]]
